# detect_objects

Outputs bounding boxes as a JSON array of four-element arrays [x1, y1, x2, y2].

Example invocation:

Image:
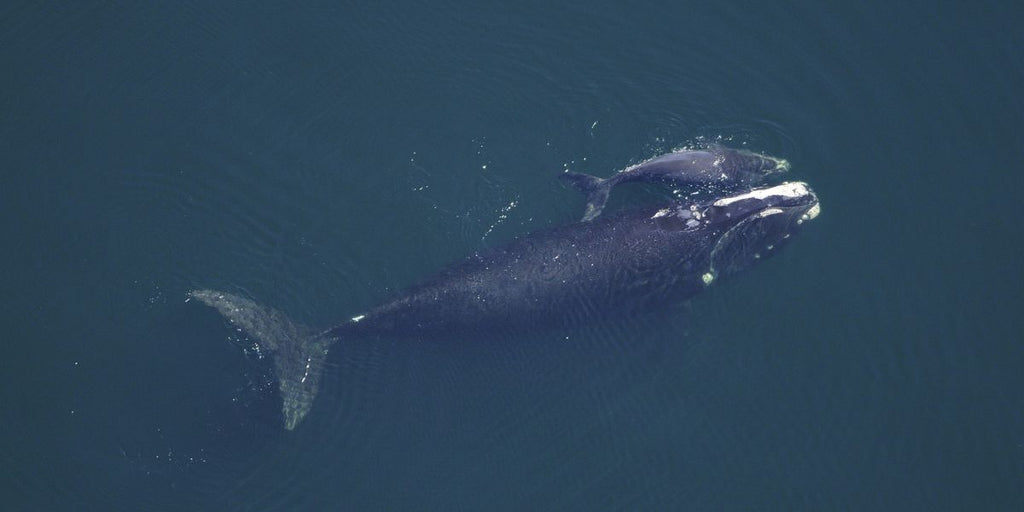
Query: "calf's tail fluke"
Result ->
[[559, 171, 610, 222], [189, 289, 332, 430]]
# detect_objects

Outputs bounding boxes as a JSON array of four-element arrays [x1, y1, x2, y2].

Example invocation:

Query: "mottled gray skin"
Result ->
[[193, 182, 819, 430], [189, 290, 331, 430], [560, 146, 790, 221]]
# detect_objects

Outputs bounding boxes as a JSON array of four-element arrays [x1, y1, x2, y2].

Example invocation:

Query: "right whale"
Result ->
[[191, 181, 820, 431], [560, 145, 790, 221]]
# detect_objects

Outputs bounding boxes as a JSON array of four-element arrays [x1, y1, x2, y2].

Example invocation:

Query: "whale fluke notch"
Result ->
[[190, 289, 331, 430]]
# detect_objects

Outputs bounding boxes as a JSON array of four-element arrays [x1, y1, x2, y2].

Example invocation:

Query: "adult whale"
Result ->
[[560, 145, 790, 221], [193, 181, 820, 430]]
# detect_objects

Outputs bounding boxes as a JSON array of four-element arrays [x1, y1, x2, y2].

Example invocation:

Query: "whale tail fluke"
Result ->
[[190, 289, 332, 430], [559, 171, 610, 222]]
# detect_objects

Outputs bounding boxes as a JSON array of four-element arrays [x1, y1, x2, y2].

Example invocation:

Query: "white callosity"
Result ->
[[712, 181, 811, 207]]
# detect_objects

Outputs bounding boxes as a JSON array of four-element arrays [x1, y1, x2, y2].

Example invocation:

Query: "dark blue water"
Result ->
[[2, 2, 1022, 510]]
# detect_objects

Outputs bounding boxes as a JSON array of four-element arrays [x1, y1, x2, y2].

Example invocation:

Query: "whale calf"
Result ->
[[560, 146, 790, 221], [193, 181, 819, 430]]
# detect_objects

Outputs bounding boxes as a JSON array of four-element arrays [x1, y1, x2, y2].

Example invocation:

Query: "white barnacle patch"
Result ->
[[351, 314, 365, 322], [651, 208, 672, 219], [797, 203, 820, 225], [803, 203, 821, 221], [702, 272, 715, 285]]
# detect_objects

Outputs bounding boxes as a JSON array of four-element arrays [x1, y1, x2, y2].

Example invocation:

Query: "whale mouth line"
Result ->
[[707, 212, 760, 278]]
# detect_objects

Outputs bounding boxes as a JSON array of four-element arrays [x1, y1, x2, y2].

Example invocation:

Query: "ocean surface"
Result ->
[[2, 1, 1022, 510]]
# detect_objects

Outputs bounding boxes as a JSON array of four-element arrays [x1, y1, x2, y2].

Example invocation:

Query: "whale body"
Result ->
[[560, 145, 790, 221], [193, 181, 820, 430]]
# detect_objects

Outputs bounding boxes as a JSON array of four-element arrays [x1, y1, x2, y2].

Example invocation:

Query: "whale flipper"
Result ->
[[190, 289, 332, 430], [559, 171, 611, 222]]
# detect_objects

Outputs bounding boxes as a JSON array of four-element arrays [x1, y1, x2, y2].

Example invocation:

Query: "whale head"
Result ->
[[712, 146, 791, 182], [700, 181, 820, 279]]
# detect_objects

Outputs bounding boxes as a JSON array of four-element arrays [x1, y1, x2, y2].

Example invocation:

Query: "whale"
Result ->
[[192, 181, 820, 430], [560, 145, 790, 221]]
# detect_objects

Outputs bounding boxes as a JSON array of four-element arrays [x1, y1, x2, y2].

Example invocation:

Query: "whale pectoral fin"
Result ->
[[558, 170, 603, 193], [578, 197, 605, 222], [191, 289, 331, 430], [558, 171, 610, 222]]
